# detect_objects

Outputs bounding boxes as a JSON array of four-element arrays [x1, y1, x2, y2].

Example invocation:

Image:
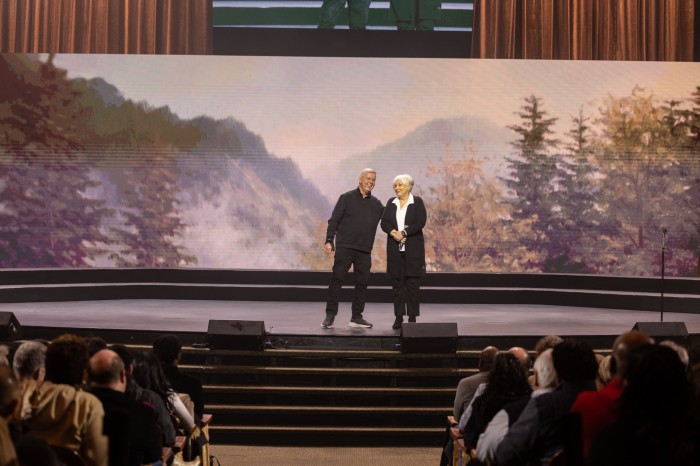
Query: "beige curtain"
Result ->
[[472, 0, 694, 61], [0, 0, 211, 54]]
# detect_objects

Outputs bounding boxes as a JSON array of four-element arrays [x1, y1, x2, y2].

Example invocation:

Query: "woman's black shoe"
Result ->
[[392, 317, 403, 330], [408, 316, 416, 323]]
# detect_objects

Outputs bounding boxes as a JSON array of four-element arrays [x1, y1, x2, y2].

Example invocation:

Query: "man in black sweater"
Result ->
[[322, 168, 384, 329]]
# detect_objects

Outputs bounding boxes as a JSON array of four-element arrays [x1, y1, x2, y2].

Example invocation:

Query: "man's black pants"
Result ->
[[325, 247, 371, 319]]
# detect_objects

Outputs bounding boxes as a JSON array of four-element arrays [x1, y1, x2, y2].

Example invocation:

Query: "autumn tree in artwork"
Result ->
[[0, 55, 111, 267], [424, 149, 539, 272], [593, 87, 686, 275]]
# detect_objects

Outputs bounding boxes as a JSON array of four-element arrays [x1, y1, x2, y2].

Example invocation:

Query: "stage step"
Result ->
[[182, 347, 471, 446], [208, 425, 446, 446], [204, 384, 454, 407]]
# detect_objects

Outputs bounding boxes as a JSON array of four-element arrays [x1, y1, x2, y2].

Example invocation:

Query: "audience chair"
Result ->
[[200, 414, 213, 466], [449, 427, 474, 466], [446, 415, 479, 466]]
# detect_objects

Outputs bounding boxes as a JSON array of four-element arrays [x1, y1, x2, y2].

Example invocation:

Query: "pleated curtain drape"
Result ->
[[0, 0, 211, 54], [471, 0, 694, 61]]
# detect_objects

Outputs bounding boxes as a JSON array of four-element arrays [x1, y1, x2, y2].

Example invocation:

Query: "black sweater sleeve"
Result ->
[[325, 193, 347, 244]]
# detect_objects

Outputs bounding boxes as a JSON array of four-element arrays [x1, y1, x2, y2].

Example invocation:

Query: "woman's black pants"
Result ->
[[392, 252, 420, 317]]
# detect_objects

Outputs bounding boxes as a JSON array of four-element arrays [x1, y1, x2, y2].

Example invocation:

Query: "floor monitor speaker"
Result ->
[[0, 312, 22, 341], [207, 320, 266, 350], [400, 322, 458, 353], [632, 322, 688, 341]]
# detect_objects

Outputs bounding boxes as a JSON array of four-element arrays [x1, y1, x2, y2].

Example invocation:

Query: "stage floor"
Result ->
[[3, 299, 699, 337]]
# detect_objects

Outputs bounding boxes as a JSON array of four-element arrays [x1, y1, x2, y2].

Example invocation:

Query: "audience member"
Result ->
[[529, 336, 562, 389], [534, 335, 563, 358], [496, 338, 598, 466], [18, 334, 108, 466], [531, 349, 557, 395], [0, 365, 20, 466], [86, 337, 108, 357], [132, 351, 195, 433], [153, 334, 204, 419], [594, 354, 612, 391], [442, 346, 499, 465], [88, 349, 162, 466], [571, 330, 653, 456], [476, 348, 558, 464], [687, 342, 700, 368], [6, 345, 59, 466], [12, 341, 47, 390], [508, 347, 532, 370], [463, 352, 532, 447], [587, 344, 698, 466], [459, 347, 531, 431], [110, 344, 176, 447], [453, 346, 498, 420], [659, 339, 689, 368], [0, 346, 9, 367]]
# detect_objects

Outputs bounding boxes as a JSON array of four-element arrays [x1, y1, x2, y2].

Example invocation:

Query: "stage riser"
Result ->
[[208, 428, 446, 447], [3, 285, 698, 313], [204, 391, 453, 407], [197, 372, 462, 389], [206, 409, 451, 428], [18, 327, 626, 351], [3, 270, 696, 295]]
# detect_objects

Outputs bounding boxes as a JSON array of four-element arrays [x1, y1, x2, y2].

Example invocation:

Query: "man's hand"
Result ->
[[323, 243, 334, 255]]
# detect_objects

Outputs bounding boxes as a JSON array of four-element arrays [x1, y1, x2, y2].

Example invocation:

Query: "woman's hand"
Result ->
[[390, 230, 403, 242]]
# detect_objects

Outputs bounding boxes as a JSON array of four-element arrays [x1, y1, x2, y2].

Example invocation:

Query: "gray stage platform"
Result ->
[[3, 299, 699, 337]]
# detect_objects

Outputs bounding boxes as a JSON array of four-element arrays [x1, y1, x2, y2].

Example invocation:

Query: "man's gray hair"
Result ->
[[360, 168, 376, 176], [13, 341, 46, 378], [534, 348, 557, 388], [393, 174, 414, 191]]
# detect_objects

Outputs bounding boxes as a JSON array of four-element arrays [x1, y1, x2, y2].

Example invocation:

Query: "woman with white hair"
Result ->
[[380, 174, 427, 330]]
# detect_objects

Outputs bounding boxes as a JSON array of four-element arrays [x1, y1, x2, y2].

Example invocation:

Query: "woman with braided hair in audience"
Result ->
[[462, 352, 532, 449], [131, 350, 195, 435], [109, 344, 177, 448]]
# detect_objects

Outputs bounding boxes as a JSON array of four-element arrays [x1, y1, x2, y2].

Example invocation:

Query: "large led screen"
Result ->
[[0, 54, 698, 276]]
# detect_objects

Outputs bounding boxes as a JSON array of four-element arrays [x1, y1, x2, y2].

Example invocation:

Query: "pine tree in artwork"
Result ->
[[502, 95, 563, 269], [555, 109, 616, 273], [662, 86, 700, 275], [105, 104, 198, 267], [0, 55, 111, 267], [685, 88, 700, 268]]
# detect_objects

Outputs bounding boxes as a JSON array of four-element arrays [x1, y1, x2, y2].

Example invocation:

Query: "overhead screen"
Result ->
[[0, 54, 698, 276]]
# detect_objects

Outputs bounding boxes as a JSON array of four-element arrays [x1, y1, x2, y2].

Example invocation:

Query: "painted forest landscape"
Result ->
[[0, 53, 698, 276]]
